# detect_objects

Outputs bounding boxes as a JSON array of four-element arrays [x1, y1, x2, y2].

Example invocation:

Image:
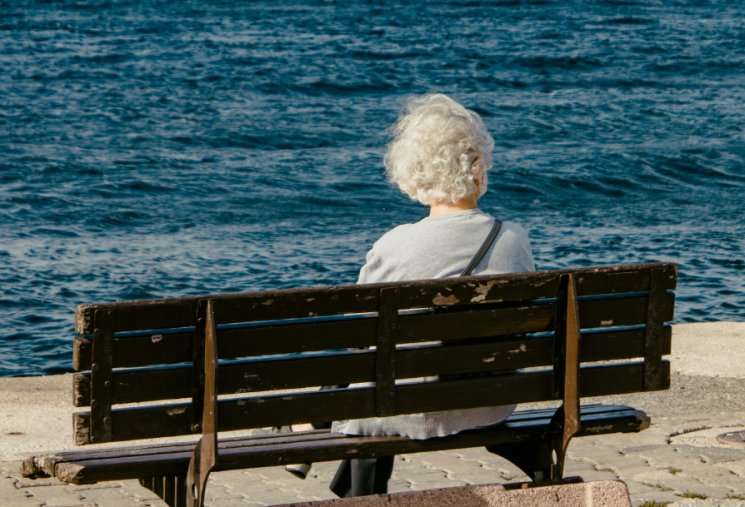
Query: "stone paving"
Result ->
[[3, 323, 745, 507], [4, 419, 745, 507], [4, 373, 745, 506]]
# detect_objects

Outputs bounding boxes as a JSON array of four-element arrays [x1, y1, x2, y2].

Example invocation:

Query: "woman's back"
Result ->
[[359, 209, 534, 284], [332, 208, 535, 440]]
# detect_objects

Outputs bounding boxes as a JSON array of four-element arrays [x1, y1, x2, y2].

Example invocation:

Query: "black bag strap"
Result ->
[[460, 219, 502, 277]]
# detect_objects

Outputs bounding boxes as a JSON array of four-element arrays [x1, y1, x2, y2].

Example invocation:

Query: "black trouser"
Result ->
[[312, 385, 395, 498], [329, 456, 396, 498]]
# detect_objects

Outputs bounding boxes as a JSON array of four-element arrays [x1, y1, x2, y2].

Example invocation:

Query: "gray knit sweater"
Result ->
[[331, 208, 536, 440]]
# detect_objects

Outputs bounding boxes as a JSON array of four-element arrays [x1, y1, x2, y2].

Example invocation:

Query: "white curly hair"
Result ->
[[384, 94, 495, 206]]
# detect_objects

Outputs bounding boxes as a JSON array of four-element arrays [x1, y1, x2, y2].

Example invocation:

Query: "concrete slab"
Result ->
[[271, 481, 632, 507], [672, 322, 745, 379]]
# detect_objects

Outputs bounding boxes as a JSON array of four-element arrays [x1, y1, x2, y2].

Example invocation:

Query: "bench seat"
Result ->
[[27, 404, 648, 485]]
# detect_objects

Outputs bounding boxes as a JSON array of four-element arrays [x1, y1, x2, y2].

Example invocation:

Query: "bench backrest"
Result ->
[[71, 262, 676, 445]]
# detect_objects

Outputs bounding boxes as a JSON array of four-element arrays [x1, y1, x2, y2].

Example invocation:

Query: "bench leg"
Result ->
[[486, 274, 582, 484], [139, 475, 187, 507], [185, 299, 219, 507]]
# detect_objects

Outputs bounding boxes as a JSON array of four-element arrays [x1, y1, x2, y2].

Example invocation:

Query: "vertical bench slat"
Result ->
[[162, 476, 175, 506], [186, 299, 219, 507], [549, 274, 581, 480], [644, 268, 668, 391], [375, 287, 400, 417], [191, 301, 206, 433], [91, 309, 115, 443]]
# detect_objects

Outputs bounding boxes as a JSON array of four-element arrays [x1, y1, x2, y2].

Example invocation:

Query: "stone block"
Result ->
[[388, 479, 412, 494], [270, 480, 632, 507]]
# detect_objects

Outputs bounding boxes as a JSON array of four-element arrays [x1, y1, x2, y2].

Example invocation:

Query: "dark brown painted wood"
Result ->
[[139, 475, 184, 507], [175, 475, 187, 507], [57, 406, 647, 484], [191, 301, 206, 434], [73, 352, 375, 407], [39, 405, 627, 471], [153, 475, 164, 498], [394, 361, 668, 417], [72, 324, 672, 408], [75, 263, 677, 335], [72, 326, 672, 407], [76, 285, 381, 335], [52, 262, 677, 497], [72, 361, 668, 445], [163, 476, 175, 506], [375, 288, 399, 417], [74, 388, 375, 445], [42, 432, 338, 477], [90, 310, 115, 444], [73, 292, 675, 372], [398, 293, 674, 345], [644, 268, 668, 391], [403, 263, 677, 310], [29, 405, 635, 479], [73, 320, 377, 372]]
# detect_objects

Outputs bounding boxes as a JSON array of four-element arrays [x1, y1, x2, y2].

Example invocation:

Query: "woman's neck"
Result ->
[[429, 195, 479, 217]]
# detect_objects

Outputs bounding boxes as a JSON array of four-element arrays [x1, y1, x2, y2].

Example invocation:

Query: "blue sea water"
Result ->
[[1, 0, 744, 377]]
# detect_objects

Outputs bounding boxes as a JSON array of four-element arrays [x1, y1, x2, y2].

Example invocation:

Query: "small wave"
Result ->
[[118, 180, 175, 193], [602, 17, 654, 25], [348, 50, 433, 60], [29, 228, 80, 238], [470, 105, 494, 117], [509, 56, 605, 71], [94, 210, 152, 226], [1, 0, 745, 378], [70, 52, 136, 64], [20, 314, 57, 325], [114, 159, 157, 166]]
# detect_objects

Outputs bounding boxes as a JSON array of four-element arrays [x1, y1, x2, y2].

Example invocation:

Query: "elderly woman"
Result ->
[[290, 94, 535, 496]]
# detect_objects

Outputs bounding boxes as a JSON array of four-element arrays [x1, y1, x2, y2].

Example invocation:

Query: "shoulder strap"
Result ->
[[460, 219, 502, 277]]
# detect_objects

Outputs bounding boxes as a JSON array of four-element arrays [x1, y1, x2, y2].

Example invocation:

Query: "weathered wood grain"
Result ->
[[75, 262, 677, 334], [72, 361, 667, 444], [57, 405, 647, 484], [73, 326, 671, 407], [73, 292, 675, 372]]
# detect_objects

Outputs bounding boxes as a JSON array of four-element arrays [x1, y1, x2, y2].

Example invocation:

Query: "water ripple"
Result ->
[[0, 0, 744, 376]]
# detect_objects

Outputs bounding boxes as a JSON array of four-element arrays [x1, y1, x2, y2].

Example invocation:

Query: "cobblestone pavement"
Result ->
[[4, 372, 745, 507]]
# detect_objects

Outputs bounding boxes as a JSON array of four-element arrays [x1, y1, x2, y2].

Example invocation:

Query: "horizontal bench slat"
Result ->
[[73, 326, 672, 407], [58, 405, 648, 483], [74, 318, 377, 371], [73, 292, 675, 372], [75, 263, 677, 334], [397, 361, 669, 416], [40, 404, 634, 482], [39, 404, 628, 472], [72, 362, 667, 444], [39, 431, 337, 478], [398, 293, 674, 344]]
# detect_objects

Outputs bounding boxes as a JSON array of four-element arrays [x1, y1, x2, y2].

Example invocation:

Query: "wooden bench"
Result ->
[[22, 262, 677, 507]]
